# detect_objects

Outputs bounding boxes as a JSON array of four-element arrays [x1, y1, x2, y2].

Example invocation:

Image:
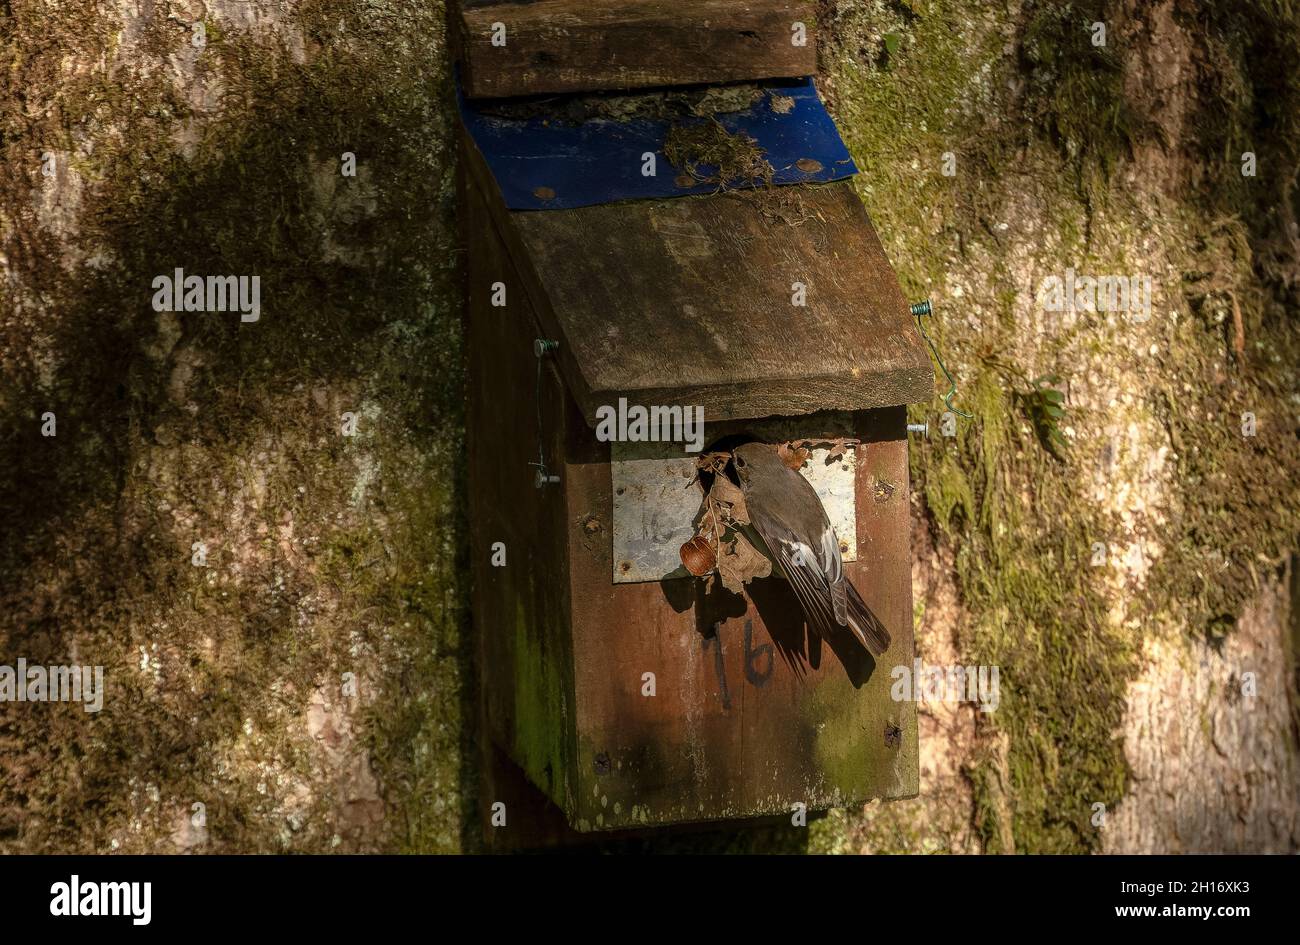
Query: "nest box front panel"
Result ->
[[562, 410, 919, 831]]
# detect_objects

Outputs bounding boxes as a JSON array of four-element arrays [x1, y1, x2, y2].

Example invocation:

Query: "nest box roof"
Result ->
[[498, 180, 935, 424]]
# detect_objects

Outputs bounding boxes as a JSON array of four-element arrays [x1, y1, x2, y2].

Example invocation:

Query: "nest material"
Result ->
[[663, 119, 775, 191], [680, 452, 771, 594]]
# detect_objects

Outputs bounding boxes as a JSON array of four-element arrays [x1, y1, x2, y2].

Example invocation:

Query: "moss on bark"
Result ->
[[817, 0, 1300, 853]]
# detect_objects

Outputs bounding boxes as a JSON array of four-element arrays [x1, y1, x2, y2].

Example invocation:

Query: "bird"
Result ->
[[731, 442, 891, 657]]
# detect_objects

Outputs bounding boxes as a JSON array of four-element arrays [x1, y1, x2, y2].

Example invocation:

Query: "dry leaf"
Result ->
[[695, 451, 731, 476], [709, 475, 742, 503], [716, 533, 772, 593], [686, 451, 769, 587], [694, 469, 750, 529], [788, 437, 859, 465], [778, 442, 810, 470]]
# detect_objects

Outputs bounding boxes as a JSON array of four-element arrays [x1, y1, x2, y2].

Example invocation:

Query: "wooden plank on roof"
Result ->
[[507, 180, 935, 424], [456, 0, 818, 99]]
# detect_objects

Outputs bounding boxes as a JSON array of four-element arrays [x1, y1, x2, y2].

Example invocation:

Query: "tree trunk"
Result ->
[[2, 0, 1296, 853]]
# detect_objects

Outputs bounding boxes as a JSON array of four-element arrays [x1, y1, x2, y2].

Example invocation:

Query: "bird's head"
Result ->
[[731, 442, 774, 486]]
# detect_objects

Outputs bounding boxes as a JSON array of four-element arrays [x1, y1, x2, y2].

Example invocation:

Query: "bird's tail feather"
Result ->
[[844, 581, 891, 658]]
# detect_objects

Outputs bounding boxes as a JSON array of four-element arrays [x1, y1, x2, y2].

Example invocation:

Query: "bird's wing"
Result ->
[[747, 503, 842, 640], [748, 469, 849, 627], [750, 509, 889, 656], [816, 522, 849, 626]]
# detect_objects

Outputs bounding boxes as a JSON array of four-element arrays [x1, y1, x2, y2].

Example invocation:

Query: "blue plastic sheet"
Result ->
[[458, 77, 858, 211]]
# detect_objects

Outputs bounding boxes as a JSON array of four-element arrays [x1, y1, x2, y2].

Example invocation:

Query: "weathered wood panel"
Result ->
[[562, 410, 918, 830], [465, 170, 580, 821], [457, 0, 817, 99], [512, 181, 935, 424]]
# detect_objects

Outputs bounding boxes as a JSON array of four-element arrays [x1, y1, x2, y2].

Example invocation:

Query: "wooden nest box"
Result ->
[[454, 0, 935, 840]]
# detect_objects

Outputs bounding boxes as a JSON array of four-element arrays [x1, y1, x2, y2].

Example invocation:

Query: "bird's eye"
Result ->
[[735, 457, 745, 467]]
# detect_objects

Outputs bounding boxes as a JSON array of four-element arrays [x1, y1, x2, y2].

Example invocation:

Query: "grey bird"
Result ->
[[732, 442, 891, 657]]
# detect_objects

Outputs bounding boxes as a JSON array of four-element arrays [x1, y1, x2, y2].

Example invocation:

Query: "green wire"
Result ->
[[912, 303, 972, 420]]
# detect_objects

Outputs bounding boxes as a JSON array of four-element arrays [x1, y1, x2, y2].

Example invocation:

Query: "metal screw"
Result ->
[[534, 338, 559, 358], [907, 422, 929, 437], [593, 751, 612, 775], [534, 468, 560, 489], [910, 299, 932, 318]]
